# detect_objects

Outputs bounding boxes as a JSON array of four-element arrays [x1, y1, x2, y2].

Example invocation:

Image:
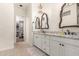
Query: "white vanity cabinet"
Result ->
[[50, 36, 79, 56], [59, 38, 79, 56], [50, 36, 64, 56], [61, 40, 79, 56], [50, 39, 60, 56], [33, 34, 42, 49], [41, 35, 50, 54], [33, 33, 50, 55], [33, 33, 79, 56], [33, 34, 37, 46], [63, 43, 79, 56]]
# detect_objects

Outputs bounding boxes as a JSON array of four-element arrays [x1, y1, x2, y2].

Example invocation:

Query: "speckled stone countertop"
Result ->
[[33, 32, 79, 40]]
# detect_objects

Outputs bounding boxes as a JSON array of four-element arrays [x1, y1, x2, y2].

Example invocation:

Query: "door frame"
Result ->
[[14, 15, 26, 43]]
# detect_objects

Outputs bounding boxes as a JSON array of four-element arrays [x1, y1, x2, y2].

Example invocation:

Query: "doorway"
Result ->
[[16, 16, 25, 42]]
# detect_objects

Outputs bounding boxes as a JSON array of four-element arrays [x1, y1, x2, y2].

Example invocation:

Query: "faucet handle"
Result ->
[[66, 29, 70, 35], [71, 32, 77, 35], [66, 29, 70, 32]]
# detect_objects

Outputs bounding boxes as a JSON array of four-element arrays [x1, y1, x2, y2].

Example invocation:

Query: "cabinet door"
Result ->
[[37, 34, 42, 49], [41, 35, 46, 52], [34, 34, 42, 49], [33, 34, 38, 46], [50, 36, 65, 56], [33, 34, 36, 45], [50, 39, 61, 56], [41, 35, 50, 54], [44, 35, 50, 54], [64, 43, 79, 56]]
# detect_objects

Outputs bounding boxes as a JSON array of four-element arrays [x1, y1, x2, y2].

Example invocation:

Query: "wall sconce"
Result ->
[[38, 3, 43, 13], [38, 3, 43, 9]]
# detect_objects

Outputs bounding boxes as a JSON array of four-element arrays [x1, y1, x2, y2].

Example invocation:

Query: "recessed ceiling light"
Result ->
[[19, 4, 23, 7]]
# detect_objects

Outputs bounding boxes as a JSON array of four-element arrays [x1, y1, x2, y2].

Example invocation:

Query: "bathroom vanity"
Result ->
[[33, 32, 79, 56], [32, 3, 79, 56]]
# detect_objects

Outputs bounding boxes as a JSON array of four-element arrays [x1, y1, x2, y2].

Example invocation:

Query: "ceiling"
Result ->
[[14, 3, 30, 9]]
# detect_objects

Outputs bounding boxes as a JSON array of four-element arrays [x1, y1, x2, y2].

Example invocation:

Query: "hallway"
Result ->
[[0, 42, 46, 56]]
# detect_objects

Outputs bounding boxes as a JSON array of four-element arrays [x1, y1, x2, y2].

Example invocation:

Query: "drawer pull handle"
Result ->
[[62, 44, 64, 46], [59, 43, 61, 46]]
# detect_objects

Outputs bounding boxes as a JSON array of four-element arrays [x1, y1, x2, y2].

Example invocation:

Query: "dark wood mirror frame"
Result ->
[[59, 3, 79, 28], [35, 17, 40, 29], [41, 13, 49, 29]]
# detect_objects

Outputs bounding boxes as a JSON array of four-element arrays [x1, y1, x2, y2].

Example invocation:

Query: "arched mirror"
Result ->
[[59, 3, 79, 28], [35, 17, 40, 29], [41, 13, 49, 29]]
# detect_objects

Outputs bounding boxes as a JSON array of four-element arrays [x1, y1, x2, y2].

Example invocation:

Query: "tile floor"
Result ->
[[0, 42, 46, 56]]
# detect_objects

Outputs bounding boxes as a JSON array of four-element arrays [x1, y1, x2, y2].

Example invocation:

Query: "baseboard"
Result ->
[[33, 45, 50, 56], [0, 45, 14, 51]]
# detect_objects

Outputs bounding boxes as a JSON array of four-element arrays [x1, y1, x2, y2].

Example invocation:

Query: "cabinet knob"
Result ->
[[59, 43, 61, 46], [62, 44, 64, 46]]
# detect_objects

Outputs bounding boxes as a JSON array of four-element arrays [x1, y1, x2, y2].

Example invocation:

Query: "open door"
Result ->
[[16, 16, 26, 42]]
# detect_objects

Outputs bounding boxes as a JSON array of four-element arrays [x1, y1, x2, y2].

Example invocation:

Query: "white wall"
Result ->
[[32, 3, 63, 32], [14, 4, 32, 45], [14, 5, 26, 16], [0, 3, 14, 51], [25, 4, 32, 45], [14, 4, 26, 43], [32, 3, 79, 33]]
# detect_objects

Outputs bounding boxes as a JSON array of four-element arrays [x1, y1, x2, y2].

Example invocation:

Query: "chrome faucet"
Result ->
[[66, 30, 70, 35], [64, 29, 77, 35]]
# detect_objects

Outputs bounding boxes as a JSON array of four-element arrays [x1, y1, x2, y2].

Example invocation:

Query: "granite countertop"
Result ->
[[33, 32, 79, 40]]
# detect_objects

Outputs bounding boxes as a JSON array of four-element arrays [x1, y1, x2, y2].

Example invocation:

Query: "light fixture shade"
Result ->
[[38, 4, 43, 9], [38, 3, 43, 13]]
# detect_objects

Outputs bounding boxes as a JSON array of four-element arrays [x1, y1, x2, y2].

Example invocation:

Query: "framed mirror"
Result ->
[[41, 13, 49, 29], [59, 3, 79, 28], [35, 17, 40, 29]]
